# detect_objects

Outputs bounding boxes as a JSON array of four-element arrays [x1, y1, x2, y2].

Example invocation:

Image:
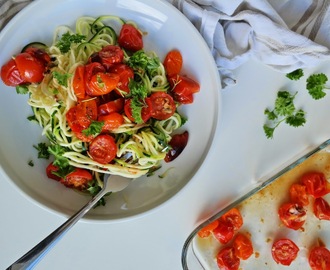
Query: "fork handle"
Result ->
[[6, 189, 107, 270]]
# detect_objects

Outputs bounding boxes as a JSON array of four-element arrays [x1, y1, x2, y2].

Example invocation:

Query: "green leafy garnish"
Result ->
[[82, 121, 104, 136], [47, 144, 70, 168], [56, 32, 86, 53], [127, 50, 160, 76], [286, 69, 304, 81], [16, 85, 29, 94], [28, 160, 34, 167], [127, 80, 149, 124], [263, 91, 306, 139], [33, 142, 50, 159], [306, 73, 329, 100], [53, 71, 71, 87]]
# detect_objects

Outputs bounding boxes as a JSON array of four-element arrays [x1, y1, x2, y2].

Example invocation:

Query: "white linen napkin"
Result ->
[[167, 0, 330, 87]]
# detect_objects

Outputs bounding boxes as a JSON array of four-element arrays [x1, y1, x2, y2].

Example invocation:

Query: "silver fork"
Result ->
[[6, 174, 131, 270]]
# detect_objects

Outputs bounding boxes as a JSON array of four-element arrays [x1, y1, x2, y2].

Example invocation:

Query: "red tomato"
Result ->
[[1, 58, 25, 86], [168, 74, 200, 104], [289, 183, 309, 206], [118, 24, 143, 52], [216, 247, 240, 270], [46, 162, 61, 181], [124, 99, 152, 123], [108, 63, 134, 95], [164, 131, 189, 162], [309, 246, 330, 270], [61, 168, 93, 190], [24, 47, 51, 67], [271, 238, 299, 266], [278, 202, 306, 230], [75, 99, 98, 129], [149, 92, 176, 120], [313, 197, 330, 220], [163, 50, 183, 77], [73, 65, 86, 99], [221, 208, 244, 231], [197, 219, 219, 238], [301, 172, 329, 198], [98, 112, 124, 132], [88, 134, 117, 164], [98, 98, 125, 116], [86, 72, 120, 96], [233, 233, 254, 260], [15, 52, 45, 83], [98, 45, 124, 69], [213, 220, 235, 244]]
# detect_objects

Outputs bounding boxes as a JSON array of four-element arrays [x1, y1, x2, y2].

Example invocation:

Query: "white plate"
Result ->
[[0, 0, 220, 221]]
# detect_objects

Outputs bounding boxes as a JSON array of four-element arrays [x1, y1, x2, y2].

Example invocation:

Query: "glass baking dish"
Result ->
[[181, 138, 330, 270]]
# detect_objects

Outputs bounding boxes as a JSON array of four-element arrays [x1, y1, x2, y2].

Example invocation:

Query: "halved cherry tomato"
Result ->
[[24, 47, 51, 67], [271, 238, 299, 266], [164, 131, 189, 162], [149, 92, 176, 120], [61, 168, 93, 190], [118, 24, 143, 52], [75, 99, 98, 129], [313, 197, 330, 220], [289, 183, 309, 206], [1, 58, 25, 86], [98, 45, 124, 69], [15, 52, 45, 83], [213, 220, 235, 244], [197, 219, 219, 238], [168, 74, 200, 104], [163, 50, 183, 77], [73, 65, 86, 99], [46, 162, 61, 181], [86, 72, 120, 96], [98, 112, 124, 132], [216, 247, 240, 270], [108, 63, 134, 95], [278, 202, 306, 230], [124, 99, 152, 123], [98, 98, 125, 116], [309, 246, 330, 270], [301, 172, 329, 198], [221, 208, 244, 231], [88, 134, 117, 164], [233, 233, 254, 260]]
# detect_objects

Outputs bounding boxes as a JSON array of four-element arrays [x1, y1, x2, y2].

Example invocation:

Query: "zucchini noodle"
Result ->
[[26, 16, 186, 180]]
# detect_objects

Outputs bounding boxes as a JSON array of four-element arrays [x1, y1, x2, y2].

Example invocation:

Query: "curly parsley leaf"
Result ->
[[56, 32, 86, 53], [274, 91, 296, 116], [16, 85, 29, 94], [127, 80, 149, 124], [127, 50, 160, 76], [306, 73, 329, 100], [285, 109, 306, 127], [286, 69, 304, 81], [53, 71, 72, 87], [33, 142, 50, 159], [82, 121, 104, 136], [48, 144, 70, 169]]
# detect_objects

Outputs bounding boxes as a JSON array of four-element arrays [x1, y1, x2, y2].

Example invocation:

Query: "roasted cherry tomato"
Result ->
[[24, 47, 51, 67], [15, 52, 45, 83], [88, 134, 117, 164], [197, 219, 219, 238], [118, 24, 143, 52], [97, 45, 124, 69], [301, 171, 329, 198], [108, 63, 134, 95], [149, 92, 176, 120], [164, 131, 189, 162], [124, 99, 152, 123], [98, 112, 124, 132], [278, 202, 306, 230], [213, 220, 235, 244], [1, 58, 25, 86], [221, 208, 243, 231], [75, 99, 98, 129], [271, 238, 299, 266], [216, 247, 240, 270], [289, 183, 309, 206], [313, 197, 330, 220], [98, 98, 125, 116], [86, 72, 120, 96], [233, 233, 253, 260], [46, 162, 61, 181], [309, 246, 330, 270], [73, 65, 86, 99], [168, 74, 200, 104], [163, 49, 183, 77], [61, 168, 93, 190]]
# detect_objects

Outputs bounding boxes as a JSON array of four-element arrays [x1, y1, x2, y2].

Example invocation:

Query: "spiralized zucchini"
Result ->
[[27, 16, 185, 179]]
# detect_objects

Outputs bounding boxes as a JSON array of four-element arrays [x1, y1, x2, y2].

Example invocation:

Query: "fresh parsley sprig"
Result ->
[[56, 32, 86, 53], [52, 71, 72, 87], [263, 91, 306, 139], [47, 144, 70, 168], [306, 73, 329, 100], [286, 69, 304, 81]]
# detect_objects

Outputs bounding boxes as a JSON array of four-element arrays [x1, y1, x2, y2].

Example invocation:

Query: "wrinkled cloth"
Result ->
[[1, 0, 330, 88]]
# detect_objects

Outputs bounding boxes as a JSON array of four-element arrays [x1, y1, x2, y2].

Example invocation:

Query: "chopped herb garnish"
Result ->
[[127, 50, 160, 76], [286, 69, 304, 81], [53, 71, 71, 87], [28, 160, 34, 167], [48, 144, 70, 168], [56, 32, 86, 53], [82, 121, 104, 136], [33, 142, 50, 159], [306, 73, 329, 100], [16, 85, 29, 94]]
